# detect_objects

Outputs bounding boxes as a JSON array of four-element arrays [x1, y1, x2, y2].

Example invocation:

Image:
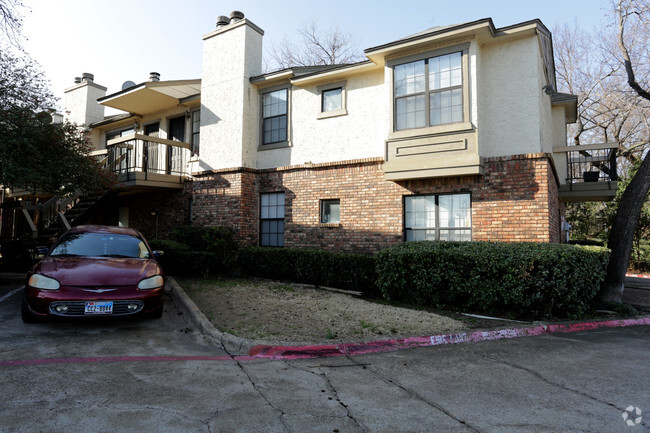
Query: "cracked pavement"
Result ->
[[1, 281, 649, 432]]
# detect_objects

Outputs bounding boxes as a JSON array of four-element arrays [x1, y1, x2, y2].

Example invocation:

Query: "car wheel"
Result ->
[[21, 299, 42, 323], [148, 304, 163, 319]]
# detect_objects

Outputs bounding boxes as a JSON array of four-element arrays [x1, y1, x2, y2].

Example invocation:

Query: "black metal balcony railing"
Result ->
[[562, 143, 618, 183], [105, 133, 191, 180]]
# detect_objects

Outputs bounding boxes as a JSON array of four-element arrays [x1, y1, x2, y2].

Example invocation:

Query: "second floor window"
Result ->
[[191, 110, 200, 156], [322, 87, 342, 112], [394, 51, 463, 131], [262, 88, 288, 145]]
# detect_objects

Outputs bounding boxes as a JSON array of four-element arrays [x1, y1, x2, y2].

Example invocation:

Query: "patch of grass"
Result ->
[[359, 320, 380, 333], [269, 284, 295, 293], [326, 328, 337, 339]]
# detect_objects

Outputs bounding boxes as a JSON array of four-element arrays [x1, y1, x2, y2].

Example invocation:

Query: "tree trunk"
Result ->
[[599, 153, 650, 302]]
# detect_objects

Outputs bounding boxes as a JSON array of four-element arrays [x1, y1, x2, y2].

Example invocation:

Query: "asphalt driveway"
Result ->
[[0, 278, 648, 432]]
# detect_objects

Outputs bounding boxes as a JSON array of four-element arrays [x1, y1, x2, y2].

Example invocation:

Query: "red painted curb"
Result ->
[[627, 273, 650, 279], [2, 318, 648, 367], [249, 317, 650, 360]]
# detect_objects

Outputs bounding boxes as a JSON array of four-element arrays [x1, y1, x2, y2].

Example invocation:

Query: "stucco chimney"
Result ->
[[63, 72, 106, 128], [201, 12, 263, 170]]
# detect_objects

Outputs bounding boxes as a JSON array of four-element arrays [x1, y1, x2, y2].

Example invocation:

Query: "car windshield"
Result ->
[[50, 232, 151, 259]]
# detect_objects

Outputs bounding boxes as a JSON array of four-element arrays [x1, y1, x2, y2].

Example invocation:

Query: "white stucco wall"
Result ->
[[537, 49, 555, 155], [200, 20, 263, 171], [477, 36, 543, 157], [256, 70, 387, 169], [63, 81, 106, 129], [551, 106, 569, 184]]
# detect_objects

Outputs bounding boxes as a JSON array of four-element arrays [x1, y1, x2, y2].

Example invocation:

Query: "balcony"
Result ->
[[100, 133, 192, 191], [553, 143, 618, 202]]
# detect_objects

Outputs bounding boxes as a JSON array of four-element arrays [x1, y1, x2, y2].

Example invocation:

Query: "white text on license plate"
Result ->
[[85, 301, 113, 314]]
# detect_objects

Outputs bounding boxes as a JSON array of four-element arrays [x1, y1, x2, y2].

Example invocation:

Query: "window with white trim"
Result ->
[[404, 193, 471, 241], [260, 192, 285, 247], [394, 49, 465, 131]]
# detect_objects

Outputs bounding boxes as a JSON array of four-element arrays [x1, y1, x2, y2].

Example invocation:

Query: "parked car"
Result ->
[[21, 225, 164, 322]]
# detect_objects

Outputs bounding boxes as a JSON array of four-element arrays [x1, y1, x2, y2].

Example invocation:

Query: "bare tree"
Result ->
[[268, 20, 364, 70], [0, 0, 25, 48], [554, 2, 650, 301], [600, 0, 650, 302]]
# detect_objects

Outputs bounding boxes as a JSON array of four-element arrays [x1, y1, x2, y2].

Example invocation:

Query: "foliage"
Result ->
[[237, 247, 379, 297], [149, 226, 237, 277], [0, 46, 113, 194], [375, 242, 610, 320], [555, 2, 650, 302], [565, 201, 608, 241]]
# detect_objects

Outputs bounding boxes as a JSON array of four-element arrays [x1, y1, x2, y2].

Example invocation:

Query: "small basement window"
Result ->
[[320, 199, 340, 224]]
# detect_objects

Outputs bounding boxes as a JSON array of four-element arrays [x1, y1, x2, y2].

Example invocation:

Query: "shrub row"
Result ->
[[148, 226, 237, 278], [237, 247, 380, 297], [375, 241, 610, 319]]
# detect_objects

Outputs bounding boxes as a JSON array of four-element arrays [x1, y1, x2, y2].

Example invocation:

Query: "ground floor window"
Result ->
[[404, 193, 471, 241], [320, 199, 340, 223], [260, 192, 285, 246]]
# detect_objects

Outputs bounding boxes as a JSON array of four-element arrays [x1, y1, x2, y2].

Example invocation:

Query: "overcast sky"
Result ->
[[19, 0, 614, 111]]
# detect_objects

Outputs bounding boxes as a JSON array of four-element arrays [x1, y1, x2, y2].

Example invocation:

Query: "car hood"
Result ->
[[33, 257, 162, 286]]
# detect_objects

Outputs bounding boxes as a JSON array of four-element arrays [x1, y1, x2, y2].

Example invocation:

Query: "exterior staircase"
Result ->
[[30, 189, 118, 245]]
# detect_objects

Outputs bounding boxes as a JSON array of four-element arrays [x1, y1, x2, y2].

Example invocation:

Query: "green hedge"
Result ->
[[148, 226, 237, 277], [238, 247, 379, 297], [375, 241, 610, 319]]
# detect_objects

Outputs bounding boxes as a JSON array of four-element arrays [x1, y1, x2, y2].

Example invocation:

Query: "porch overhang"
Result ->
[[98, 80, 201, 115]]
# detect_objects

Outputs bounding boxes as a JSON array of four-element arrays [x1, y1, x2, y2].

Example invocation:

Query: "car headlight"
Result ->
[[28, 274, 60, 290], [138, 275, 164, 290]]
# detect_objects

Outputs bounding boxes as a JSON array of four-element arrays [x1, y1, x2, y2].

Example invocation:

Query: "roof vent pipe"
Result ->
[[230, 11, 244, 23], [149, 72, 160, 82], [81, 72, 94, 83], [216, 15, 230, 28], [74, 77, 82, 84]]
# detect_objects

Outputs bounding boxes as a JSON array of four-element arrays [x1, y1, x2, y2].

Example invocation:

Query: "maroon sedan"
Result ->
[[22, 225, 164, 322]]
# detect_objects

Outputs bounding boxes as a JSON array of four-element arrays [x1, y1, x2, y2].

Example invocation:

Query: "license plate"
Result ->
[[85, 301, 113, 315]]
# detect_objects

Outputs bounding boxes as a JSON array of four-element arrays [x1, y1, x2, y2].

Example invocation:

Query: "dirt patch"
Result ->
[[179, 277, 469, 344]]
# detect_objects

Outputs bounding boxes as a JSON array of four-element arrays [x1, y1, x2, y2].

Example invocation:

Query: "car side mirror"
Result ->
[[35, 246, 49, 258], [152, 250, 164, 259]]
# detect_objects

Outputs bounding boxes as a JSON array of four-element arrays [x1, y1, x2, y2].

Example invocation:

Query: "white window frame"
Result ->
[[404, 193, 472, 242]]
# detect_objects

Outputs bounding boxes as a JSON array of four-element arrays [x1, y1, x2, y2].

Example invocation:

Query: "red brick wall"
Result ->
[[109, 187, 192, 241], [191, 153, 561, 253]]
